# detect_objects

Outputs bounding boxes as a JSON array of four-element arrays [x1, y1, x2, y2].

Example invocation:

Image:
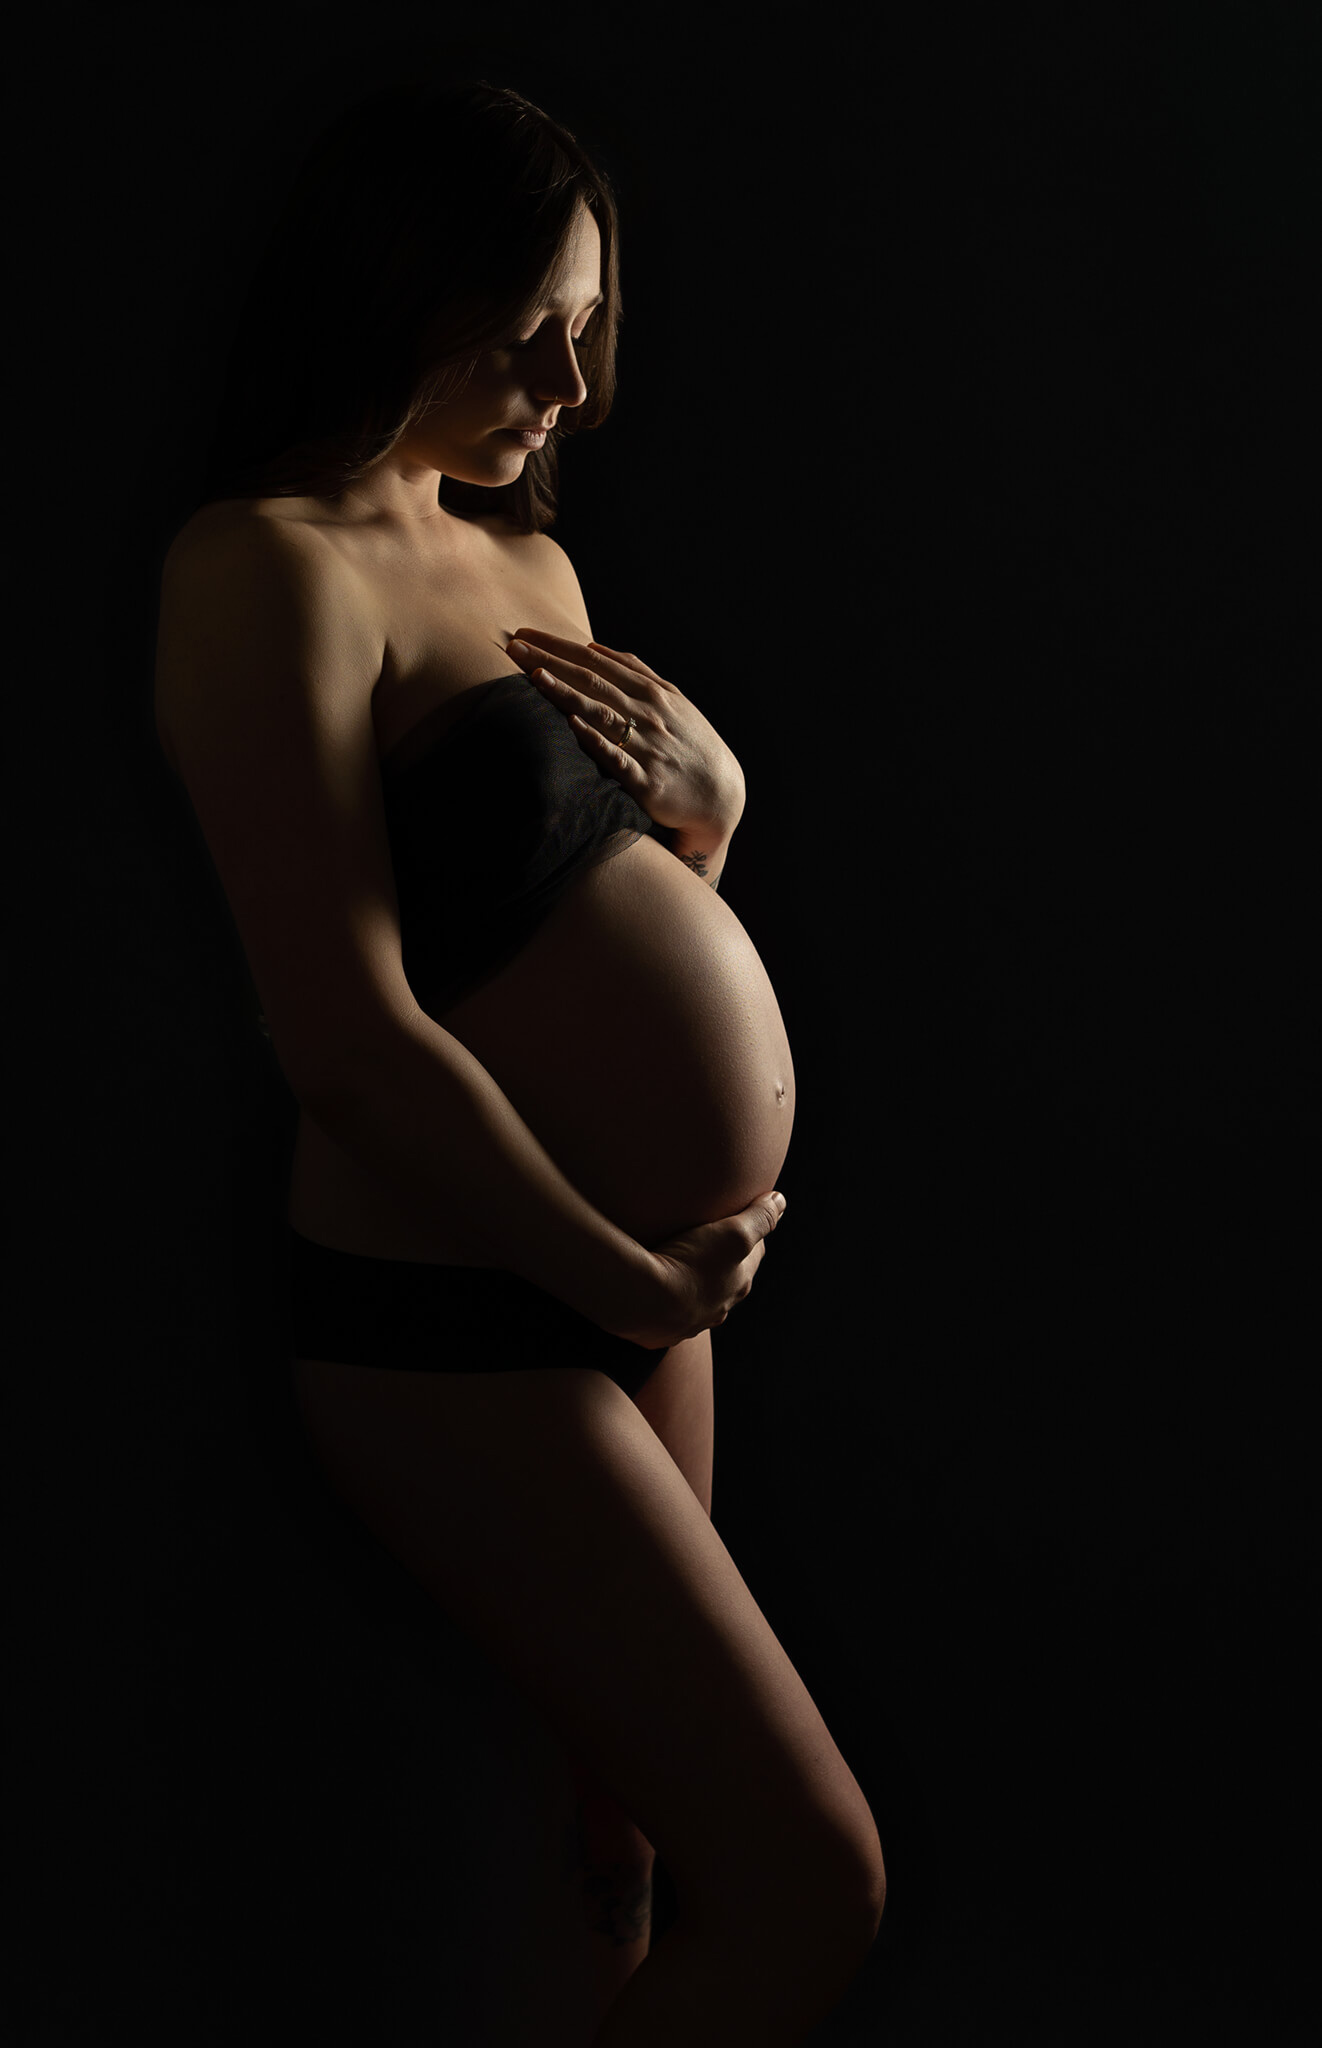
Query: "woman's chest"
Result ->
[[348, 520, 589, 771]]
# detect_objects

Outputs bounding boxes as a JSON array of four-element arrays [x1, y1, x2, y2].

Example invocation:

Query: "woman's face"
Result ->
[[406, 202, 603, 489]]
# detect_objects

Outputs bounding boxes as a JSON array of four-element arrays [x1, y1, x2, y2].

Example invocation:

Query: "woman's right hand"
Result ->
[[606, 1191, 789, 1349]]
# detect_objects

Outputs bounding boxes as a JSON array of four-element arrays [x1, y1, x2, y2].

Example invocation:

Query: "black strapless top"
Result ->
[[379, 673, 657, 1016]]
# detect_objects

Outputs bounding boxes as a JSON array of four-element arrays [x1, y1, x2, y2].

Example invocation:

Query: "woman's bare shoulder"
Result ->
[[154, 498, 380, 777], [163, 498, 375, 624], [167, 495, 327, 567]]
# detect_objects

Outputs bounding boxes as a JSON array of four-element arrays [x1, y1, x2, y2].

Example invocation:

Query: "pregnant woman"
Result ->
[[153, 74, 884, 2044]]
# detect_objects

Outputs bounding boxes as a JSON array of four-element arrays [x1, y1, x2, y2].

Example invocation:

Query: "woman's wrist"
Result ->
[[666, 815, 738, 890], [589, 1237, 671, 1344]]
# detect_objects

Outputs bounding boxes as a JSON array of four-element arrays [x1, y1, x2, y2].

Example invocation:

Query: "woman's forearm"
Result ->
[[303, 1011, 657, 1334]]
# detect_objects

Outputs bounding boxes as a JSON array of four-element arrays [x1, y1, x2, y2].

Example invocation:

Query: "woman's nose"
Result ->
[[533, 365, 586, 408], [527, 341, 587, 406]]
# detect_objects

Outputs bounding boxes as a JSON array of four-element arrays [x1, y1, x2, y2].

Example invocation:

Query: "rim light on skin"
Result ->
[[190, 79, 626, 546], [333, 202, 605, 532]]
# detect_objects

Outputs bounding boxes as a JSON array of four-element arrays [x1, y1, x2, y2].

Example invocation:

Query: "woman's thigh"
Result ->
[[567, 1331, 711, 1871], [289, 1353, 881, 1937], [629, 1330, 713, 1517]]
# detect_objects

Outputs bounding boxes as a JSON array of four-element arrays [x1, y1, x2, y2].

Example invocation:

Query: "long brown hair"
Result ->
[[192, 74, 624, 533]]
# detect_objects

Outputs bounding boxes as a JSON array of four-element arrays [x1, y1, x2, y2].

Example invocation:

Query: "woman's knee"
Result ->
[[828, 1795, 887, 1956], [673, 1821, 883, 2038], [745, 1803, 886, 1958], [843, 1794, 887, 1924], [292, 1355, 877, 1953], [853, 1823, 887, 1944]]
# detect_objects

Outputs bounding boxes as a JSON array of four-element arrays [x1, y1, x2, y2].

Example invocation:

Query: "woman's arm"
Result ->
[[161, 514, 782, 1351], [304, 1013, 661, 1338], [306, 1013, 787, 1350]]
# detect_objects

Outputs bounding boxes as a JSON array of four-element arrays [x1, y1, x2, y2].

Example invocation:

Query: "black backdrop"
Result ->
[[14, 4, 1316, 2042]]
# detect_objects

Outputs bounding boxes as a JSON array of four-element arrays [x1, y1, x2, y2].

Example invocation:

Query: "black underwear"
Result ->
[[285, 1227, 669, 1400]]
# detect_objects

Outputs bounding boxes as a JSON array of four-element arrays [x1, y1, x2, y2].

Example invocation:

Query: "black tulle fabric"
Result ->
[[380, 673, 656, 1016]]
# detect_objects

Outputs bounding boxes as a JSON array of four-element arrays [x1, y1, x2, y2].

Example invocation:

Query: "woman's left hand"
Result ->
[[504, 629, 746, 838]]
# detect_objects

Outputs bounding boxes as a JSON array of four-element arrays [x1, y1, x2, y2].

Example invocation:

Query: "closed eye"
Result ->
[[508, 332, 592, 352]]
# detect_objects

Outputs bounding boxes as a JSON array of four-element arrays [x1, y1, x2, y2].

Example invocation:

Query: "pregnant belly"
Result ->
[[435, 831, 796, 1248]]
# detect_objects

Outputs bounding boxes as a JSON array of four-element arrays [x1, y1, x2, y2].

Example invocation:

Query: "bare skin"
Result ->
[[289, 1352, 884, 2046], [158, 199, 881, 2039], [325, 200, 603, 532], [561, 1326, 716, 2033]]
